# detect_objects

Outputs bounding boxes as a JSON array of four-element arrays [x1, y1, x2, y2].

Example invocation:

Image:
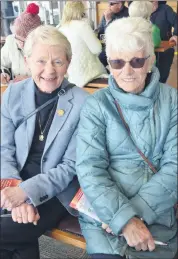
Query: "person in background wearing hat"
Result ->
[[97, 1, 128, 67], [150, 1, 177, 83], [1, 3, 41, 85]]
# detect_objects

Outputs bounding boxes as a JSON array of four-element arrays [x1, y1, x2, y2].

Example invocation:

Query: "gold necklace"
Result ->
[[38, 102, 57, 141]]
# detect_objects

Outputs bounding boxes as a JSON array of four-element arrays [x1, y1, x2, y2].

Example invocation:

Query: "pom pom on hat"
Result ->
[[14, 3, 41, 40], [26, 3, 39, 15]]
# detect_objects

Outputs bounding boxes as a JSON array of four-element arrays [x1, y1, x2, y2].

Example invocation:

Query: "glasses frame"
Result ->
[[108, 55, 150, 70]]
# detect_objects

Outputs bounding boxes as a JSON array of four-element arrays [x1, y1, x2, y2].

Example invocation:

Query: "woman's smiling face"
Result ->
[[25, 43, 69, 93], [109, 50, 155, 94]]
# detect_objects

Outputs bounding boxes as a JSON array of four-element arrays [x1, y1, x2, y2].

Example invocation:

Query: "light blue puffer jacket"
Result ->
[[76, 67, 177, 259]]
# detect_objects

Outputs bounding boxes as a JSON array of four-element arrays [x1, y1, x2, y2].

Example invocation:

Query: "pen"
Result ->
[[154, 240, 167, 246]]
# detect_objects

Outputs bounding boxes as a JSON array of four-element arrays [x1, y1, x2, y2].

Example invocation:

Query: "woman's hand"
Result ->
[[1, 73, 10, 84], [104, 7, 113, 23], [122, 217, 155, 252], [11, 203, 40, 225], [1, 186, 28, 210], [169, 35, 177, 46]]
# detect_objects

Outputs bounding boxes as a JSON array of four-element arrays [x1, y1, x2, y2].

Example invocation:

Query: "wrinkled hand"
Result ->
[[1, 186, 28, 210], [169, 35, 177, 46], [1, 73, 10, 84], [12, 203, 40, 225], [104, 7, 113, 23], [122, 217, 155, 252], [13, 75, 30, 83]]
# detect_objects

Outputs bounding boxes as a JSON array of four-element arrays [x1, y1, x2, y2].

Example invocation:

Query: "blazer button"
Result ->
[[42, 157, 47, 162]]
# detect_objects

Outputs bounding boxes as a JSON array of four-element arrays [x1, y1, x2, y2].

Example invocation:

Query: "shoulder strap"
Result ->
[[18, 83, 75, 127], [114, 100, 157, 174]]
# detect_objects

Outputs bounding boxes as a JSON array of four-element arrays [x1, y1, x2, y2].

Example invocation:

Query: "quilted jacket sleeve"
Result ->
[[131, 89, 177, 225], [76, 95, 138, 235]]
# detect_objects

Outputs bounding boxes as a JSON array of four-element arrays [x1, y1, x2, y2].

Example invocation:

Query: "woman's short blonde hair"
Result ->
[[24, 25, 72, 61], [129, 1, 153, 20], [61, 1, 85, 25], [105, 17, 154, 58]]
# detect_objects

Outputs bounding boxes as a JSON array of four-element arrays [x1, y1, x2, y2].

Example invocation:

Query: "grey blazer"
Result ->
[[1, 78, 88, 214]]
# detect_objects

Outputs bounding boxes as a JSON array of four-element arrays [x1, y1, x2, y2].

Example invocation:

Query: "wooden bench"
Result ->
[[84, 78, 108, 94], [46, 214, 86, 249]]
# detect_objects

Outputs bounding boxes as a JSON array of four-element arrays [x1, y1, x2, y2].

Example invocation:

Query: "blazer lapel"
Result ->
[[21, 78, 36, 149], [44, 86, 74, 153]]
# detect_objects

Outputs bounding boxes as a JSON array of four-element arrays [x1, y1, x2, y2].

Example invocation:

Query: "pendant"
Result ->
[[39, 134, 44, 141]]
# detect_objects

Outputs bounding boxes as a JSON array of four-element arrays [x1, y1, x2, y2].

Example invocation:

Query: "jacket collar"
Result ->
[[21, 78, 74, 152], [109, 66, 160, 110]]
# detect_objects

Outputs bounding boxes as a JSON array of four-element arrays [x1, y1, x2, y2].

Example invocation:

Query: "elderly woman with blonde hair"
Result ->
[[76, 17, 177, 259], [129, 1, 161, 48], [0, 25, 88, 259], [59, 1, 107, 88]]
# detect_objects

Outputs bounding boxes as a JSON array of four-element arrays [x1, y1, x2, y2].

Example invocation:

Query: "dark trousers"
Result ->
[[0, 197, 67, 259], [90, 254, 126, 259], [155, 48, 174, 83]]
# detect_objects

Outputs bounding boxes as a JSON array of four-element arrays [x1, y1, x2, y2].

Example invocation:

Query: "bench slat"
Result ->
[[46, 229, 86, 249]]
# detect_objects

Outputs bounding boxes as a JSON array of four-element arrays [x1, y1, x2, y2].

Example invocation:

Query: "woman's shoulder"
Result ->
[[4, 78, 32, 97], [159, 83, 177, 107], [81, 88, 112, 113], [72, 85, 89, 100]]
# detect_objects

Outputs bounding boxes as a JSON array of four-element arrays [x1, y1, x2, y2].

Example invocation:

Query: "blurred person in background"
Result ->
[[150, 1, 177, 83], [97, 0, 128, 68], [129, 1, 161, 48], [59, 1, 107, 87], [1, 3, 41, 85]]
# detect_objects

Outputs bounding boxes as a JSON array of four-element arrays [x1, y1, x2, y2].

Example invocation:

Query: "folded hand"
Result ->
[[1, 186, 28, 210], [122, 217, 155, 252], [12, 203, 40, 225]]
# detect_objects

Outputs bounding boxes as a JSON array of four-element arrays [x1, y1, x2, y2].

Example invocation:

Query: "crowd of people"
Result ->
[[0, 1, 177, 259]]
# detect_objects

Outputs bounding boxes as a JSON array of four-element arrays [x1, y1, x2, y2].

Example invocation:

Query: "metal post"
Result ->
[[1, 0, 14, 36]]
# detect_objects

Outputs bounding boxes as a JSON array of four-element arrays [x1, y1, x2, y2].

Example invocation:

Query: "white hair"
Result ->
[[24, 25, 72, 61], [105, 17, 154, 58], [129, 1, 153, 20]]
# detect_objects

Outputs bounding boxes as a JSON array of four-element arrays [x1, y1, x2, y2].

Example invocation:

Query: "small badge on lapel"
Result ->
[[57, 109, 65, 116]]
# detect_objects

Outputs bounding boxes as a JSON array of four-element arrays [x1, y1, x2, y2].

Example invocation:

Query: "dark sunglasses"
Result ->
[[108, 56, 150, 69]]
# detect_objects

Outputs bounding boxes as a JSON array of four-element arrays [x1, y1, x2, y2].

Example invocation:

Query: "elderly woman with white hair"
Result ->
[[76, 17, 177, 259], [0, 25, 88, 259]]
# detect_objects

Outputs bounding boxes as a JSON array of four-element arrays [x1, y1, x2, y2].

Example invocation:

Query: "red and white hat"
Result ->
[[14, 3, 41, 39]]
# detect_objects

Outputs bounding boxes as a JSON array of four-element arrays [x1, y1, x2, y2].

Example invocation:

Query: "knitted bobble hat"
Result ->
[[14, 3, 41, 39]]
